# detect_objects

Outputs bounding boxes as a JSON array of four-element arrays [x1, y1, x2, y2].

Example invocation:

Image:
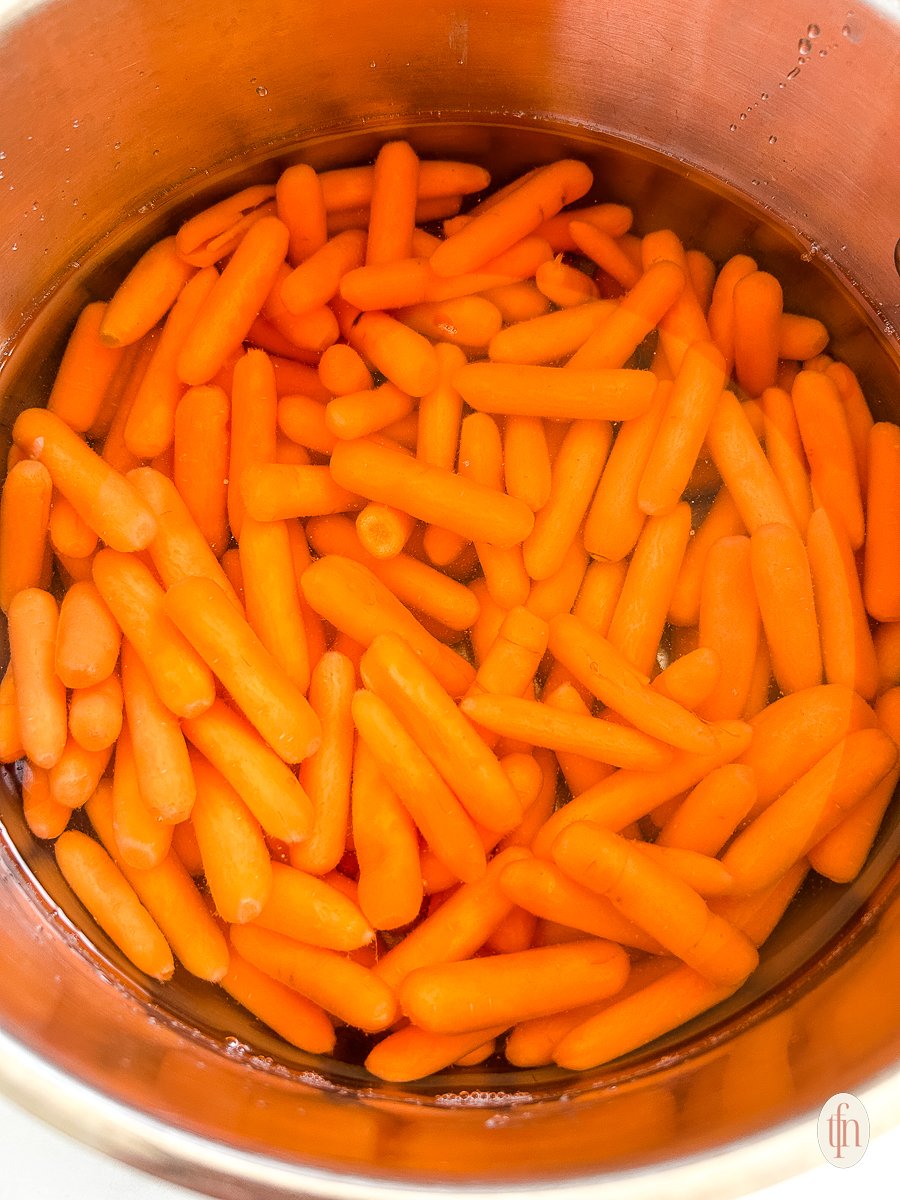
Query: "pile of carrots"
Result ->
[[1, 140, 899, 1082]]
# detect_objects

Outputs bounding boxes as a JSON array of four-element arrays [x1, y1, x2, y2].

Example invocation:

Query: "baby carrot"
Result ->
[[173, 384, 230, 556], [175, 184, 276, 266], [373, 845, 530, 989], [722, 727, 897, 894], [351, 688, 485, 882], [239, 517, 311, 693], [806, 506, 879, 701], [706, 254, 757, 372], [47, 302, 125, 432], [329, 437, 534, 549], [0, 459, 52, 612], [326, 381, 416, 441], [399, 938, 629, 1035], [182, 700, 314, 844], [277, 393, 336, 456], [759, 386, 814, 535], [863, 422, 900, 622], [553, 961, 736, 1070], [241, 462, 361, 521], [553, 823, 758, 987], [481, 280, 552, 323], [668, 487, 743, 628], [365, 140, 419, 266], [351, 737, 423, 931], [704, 391, 798, 533], [228, 348, 279, 539], [349, 311, 439, 397], [55, 829, 174, 980], [539, 683, 613, 797], [100, 237, 197, 347], [749, 522, 822, 694], [190, 750, 273, 923], [454, 362, 656, 422], [503, 415, 552, 513], [570, 222, 641, 290], [55, 580, 121, 689], [355, 504, 415, 559], [221, 948, 335, 1054], [792, 369, 865, 550], [275, 163, 328, 266], [12, 407, 157, 552], [21, 761, 70, 840], [252, 861, 373, 951], [319, 159, 489, 212], [318, 342, 373, 395], [637, 342, 727, 516], [460, 693, 671, 770], [85, 780, 228, 983], [365, 1022, 509, 1083], [92, 549, 215, 718], [122, 266, 220, 459], [778, 312, 829, 361], [8, 588, 67, 769], [229, 924, 398, 1033], [111, 726, 173, 869], [696, 535, 760, 721], [686, 250, 716, 314], [68, 672, 124, 753], [301, 554, 474, 697], [48, 738, 112, 811], [657, 763, 757, 855], [488, 300, 615, 366], [606, 502, 692, 676], [176, 216, 291, 386], [825, 361, 873, 490], [548, 613, 718, 754], [360, 632, 523, 833], [127, 467, 240, 605], [280, 229, 367, 315], [732, 271, 783, 397], [535, 256, 599, 307], [875, 622, 900, 694], [48, 492, 98, 561], [524, 420, 612, 581], [568, 260, 685, 370], [0, 666, 23, 764], [430, 160, 592, 279], [652, 646, 721, 711], [467, 605, 548, 701]]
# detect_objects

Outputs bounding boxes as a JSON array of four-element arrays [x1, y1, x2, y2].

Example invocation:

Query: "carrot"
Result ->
[[863, 422, 900, 622], [637, 342, 726, 516], [535, 255, 599, 306], [351, 736, 423, 931], [501, 415, 551, 514], [668, 488, 742, 628], [230, 923, 398, 1032], [707, 254, 758, 373], [251, 860, 373, 951], [732, 271, 783, 396], [399, 937, 628, 1035], [467, 605, 548, 703], [174, 184, 276, 266], [47, 302, 125, 432], [111, 725, 173, 868], [12, 407, 157, 552], [570, 222, 641, 290], [548, 613, 719, 754], [318, 342, 373, 396], [488, 300, 614, 366], [792, 369, 865, 550], [238, 516, 311, 692], [553, 961, 737, 1070], [220, 948, 336, 1054], [365, 1021, 509, 1082], [704, 391, 798, 533], [696, 535, 760, 721], [227, 348, 279, 538], [21, 761, 70, 840], [875, 622, 900, 694], [710, 860, 810, 947], [98, 331, 158, 472], [657, 763, 756, 855], [281, 229, 367, 315], [320, 158, 488, 211], [47, 737, 112, 812], [0, 666, 24, 764], [275, 163, 328, 267], [652, 646, 721, 711], [182, 700, 314, 844], [455, 362, 656, 422], [189, 750, 273, 923], [758, 385, 814, 535], [569, 259, 685, 370], [553, 822, 758, 986], [55, 829, 174, 980], [806, 506, 879, 701], [301, 554, 474, 697], [277, 393, 336, 456], [748, 522, 821, 694], [539, 684, 613, 797], [351, 688, 485, 883], [722, 727, 897, 893], [607, 503, 692, 676], [329, 436, 534, 550], [100, 237, 198, 347], [55, 580, 121, 689], [68, 671, 124, 753], [430, 160, 593, 278], [8, 588, 67, 769], [0, 459, 53, 613], [85, 780, 228, 982], [48, 492, 99, 561], [825, 361, 874, 490], [640, 231, 710, 374], [353, 504, 414, 560]]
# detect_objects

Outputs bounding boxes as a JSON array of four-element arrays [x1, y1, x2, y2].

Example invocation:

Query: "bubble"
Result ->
[[798, 36, 812, 55], [739, 112, 747, 121], [761, 91, 769, 100], [729, 123, 737, 132], [807, 23, 821, 37], [841, 18, 862, 43], [768, 134, 778, 144], [0, 150, 6, 159], [787, 66, 801, 79], [72, 118, 79, 128], [255, 85, 268, 97], [819, 47, 828, 56]]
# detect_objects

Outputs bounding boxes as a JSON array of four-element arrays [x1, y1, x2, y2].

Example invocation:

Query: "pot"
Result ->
[[1, 0, 899, 1195]]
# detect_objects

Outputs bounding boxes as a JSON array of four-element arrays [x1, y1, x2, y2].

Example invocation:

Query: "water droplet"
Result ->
[[819, 47, 828, 56], [72, 198, 79, 206], [152, 148, 160, 157], [739, 112, 747, 121], [255, 85, 268, 97], [761, 91, 769, 100], [841, 18, 862, 43], [113, 140, 121, 150], [10, 243, 16, 252], [0, 171, 4, 180], [31, 201, 38, 211], [72, 118, 79, 128], [729, 123, 737, 132], [798, 36, 812, 55], [787, 66, 801, 79], [0, 150, 6, 160], [807, 23, 821, 38]]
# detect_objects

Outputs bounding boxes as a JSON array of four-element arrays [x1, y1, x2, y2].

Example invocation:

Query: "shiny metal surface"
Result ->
[[1, 0, 899, 1195]]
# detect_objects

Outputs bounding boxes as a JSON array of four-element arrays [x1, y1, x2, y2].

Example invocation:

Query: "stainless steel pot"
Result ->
[[1, 0, 899, 1196]]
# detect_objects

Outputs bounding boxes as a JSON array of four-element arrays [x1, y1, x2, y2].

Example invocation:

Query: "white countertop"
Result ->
[[1, 1088, 896, 1199]]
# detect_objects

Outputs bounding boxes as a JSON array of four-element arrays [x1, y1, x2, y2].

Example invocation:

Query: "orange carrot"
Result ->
[[759, 385, 814, 535], [111, 725, 173, 869], [239, 516, 311, 692], [732, 271, 783, 396], [48, 492, 99, 561], [47, 302, 125, 432], [251, 860, 373, 951], [8, 588, 67, 769], [55, 580, 121, 689], [455, 362, 656, 422], [349, 310, 439, 397], [100, 237, 197, 347], [657, 764, 757, 855], [570, 221, 641, 290], [55, 829, 174, 980], [21, 760, 70, 840], [172, 384, 230, 555], [825, 361, 874, 491], [749, 522, 822, 694], [365, 140, 419, 266], [668, 487, 743, 627], [863, 422, 900, 622], [13, 407, 157, 552], [276, 163, 328, 266], [68, 671, 124, 753], [535, 255, 599, 307], [706, 254, 757, 372], [365, 1022, 508, 1082], [0, 459, 53, 612], [47, 737, 112, 811], [792, 369, 865, 550], [503, 415, 552, 513], [0, 666, 24, 764], [281, 228, 367, 314], [696, 535, 760, 721], [220, 949, 336, 1054], [175, 184, 276, 267]]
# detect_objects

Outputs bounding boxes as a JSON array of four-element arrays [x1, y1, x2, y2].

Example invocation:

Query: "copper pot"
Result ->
[[1, 0, 899, 1195]]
